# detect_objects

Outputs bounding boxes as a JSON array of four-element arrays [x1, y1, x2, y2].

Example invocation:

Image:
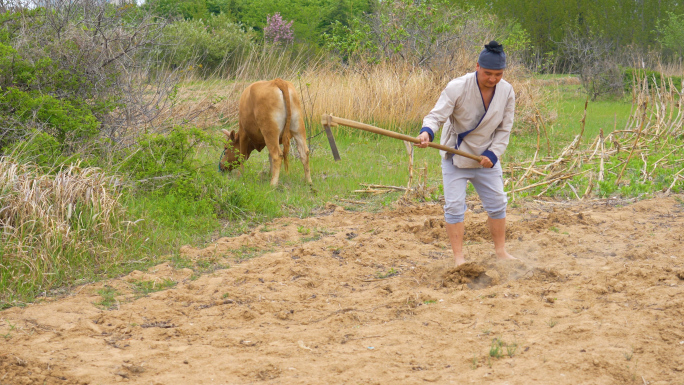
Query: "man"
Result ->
[[416, 41, 516, 266]]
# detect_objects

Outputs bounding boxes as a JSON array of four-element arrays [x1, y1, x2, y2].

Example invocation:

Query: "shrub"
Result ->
[[120, 126, 257, 225], [0, 3, 180, 152], [0, 42, 100, 149], [264, 12, 294, 45], [323, 0, 529, 70], [158, 13, 254, 74], [622, 67, 683, 92], [655, 11, 684, 59]]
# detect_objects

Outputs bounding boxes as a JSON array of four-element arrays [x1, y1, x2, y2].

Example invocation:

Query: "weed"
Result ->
[[550, 226, 559, 233], [168, 254, 229, 281], [489, 337, 518, 360], [506, 342, 518, 358], [302, 234, 322, 242], [95, 286, 120, 310], [377, 268, 398, 279], [423, 300, 437, 305], [222, 293, 230, 299], [1, 320, 16, 340], [297, 226, 311, 235], [168, 254, 194, 270], [675, 196, 684, 209], [131, 278, 177, 297], [229, 246, 261, 261], [194, 259, 230, 275], [482, 329, 492, 336], [547, 319, 558, 328], [302, 228, 334, 243], [471, 354, 478, 370], [489, 338, 504, 359], [624, 350, 633, 361]]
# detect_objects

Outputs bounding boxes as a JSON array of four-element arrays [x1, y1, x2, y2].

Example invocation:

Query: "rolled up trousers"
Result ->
[[441, 158, 507, 224]]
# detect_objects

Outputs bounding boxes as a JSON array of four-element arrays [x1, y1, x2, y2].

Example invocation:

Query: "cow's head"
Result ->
[[219, 129, 243, 172]]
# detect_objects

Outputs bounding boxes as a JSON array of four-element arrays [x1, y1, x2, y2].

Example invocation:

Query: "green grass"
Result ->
[[489, 337, 504, 359], [377, 267, 399, 279], [166, 254, 230, 280], [95, 286, 120, 310], [116, 129, 440, 254], [507, 81, 634, 160], [131, 278, 177, 297], [489, 337, 518, 359], [197, 129, 440, 221], [1, 320, 16, 340], [229, 246, 262, 261]]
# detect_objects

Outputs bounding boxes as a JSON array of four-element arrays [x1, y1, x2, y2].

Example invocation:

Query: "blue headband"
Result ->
[[478, 41, 506, 70]]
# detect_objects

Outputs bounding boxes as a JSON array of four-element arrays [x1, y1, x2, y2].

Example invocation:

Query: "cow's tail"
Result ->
[[274, 78, 291, 172]]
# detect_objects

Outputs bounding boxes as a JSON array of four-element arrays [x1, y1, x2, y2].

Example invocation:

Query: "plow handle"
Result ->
[[322, 114, 482, 162]]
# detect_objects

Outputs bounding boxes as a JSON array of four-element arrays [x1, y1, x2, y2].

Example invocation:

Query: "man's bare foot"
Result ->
[[454, 255, 466, 266], [495, 250, 517, 261]]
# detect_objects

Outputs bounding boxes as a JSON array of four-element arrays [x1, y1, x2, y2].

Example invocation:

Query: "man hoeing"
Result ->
[[416, 41, 517, 266]]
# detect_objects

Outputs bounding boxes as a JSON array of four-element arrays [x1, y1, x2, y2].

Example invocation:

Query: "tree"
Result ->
[[655, 11, 684, 59]]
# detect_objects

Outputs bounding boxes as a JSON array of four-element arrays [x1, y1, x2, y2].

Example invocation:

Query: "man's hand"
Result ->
[[479, 156, 493, 168], [415, 132, 430, 148]]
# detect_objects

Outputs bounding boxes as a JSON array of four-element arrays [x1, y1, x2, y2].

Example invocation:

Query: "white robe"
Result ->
[[422, 72, 515, 168]]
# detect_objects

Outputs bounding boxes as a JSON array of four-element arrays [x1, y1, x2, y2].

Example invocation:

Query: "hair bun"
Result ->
[[484, 41, 504, 54]]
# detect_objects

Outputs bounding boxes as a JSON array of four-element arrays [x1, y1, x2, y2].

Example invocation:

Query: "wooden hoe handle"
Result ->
[[321, 114, 482, 162]]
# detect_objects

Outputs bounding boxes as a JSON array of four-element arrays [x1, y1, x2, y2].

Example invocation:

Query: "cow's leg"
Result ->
[[290, 118, 312, 184], [261, 126, 283, 186]]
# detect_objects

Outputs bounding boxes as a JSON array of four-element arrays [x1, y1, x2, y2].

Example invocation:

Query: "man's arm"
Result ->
[[481, 88, 515, 167], [419, 79, 463, 143]]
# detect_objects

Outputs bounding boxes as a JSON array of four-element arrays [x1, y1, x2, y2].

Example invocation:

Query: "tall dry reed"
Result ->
[[163, 51, 542, 135], [0, 158, 128, 301], [298, 61, 540, 133]]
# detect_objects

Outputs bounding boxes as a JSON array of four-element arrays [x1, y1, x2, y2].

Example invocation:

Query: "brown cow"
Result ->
[[219, 78, 311, 186]]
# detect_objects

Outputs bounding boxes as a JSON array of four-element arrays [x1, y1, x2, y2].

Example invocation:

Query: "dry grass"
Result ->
[[154, 49, 543, 135], [300, 62, 540, 133], [0, 158, 129, 301]]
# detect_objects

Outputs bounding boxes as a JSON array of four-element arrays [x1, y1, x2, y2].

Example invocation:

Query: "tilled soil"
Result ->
[[1, 196, 683, 384]]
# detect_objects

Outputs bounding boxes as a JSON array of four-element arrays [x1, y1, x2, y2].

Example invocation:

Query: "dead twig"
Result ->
[[616, 102, 648, 184]]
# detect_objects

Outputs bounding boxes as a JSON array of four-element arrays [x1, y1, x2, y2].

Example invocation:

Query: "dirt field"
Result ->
[[1, 195, 683, 385]]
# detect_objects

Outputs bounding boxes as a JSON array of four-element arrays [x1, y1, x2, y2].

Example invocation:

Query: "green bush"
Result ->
[[120, 126, 264, 229], [158, 13, 254, 74], [622, 67, 683, 92], [655, 11, 684, 58], [0, 42, 100, 149]]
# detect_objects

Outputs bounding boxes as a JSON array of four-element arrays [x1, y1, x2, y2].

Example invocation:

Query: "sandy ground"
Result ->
[[1, 195, 684, 385]]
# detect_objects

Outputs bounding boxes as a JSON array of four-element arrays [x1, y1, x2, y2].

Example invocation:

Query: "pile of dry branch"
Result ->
[[506, 76, 684, 199]]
